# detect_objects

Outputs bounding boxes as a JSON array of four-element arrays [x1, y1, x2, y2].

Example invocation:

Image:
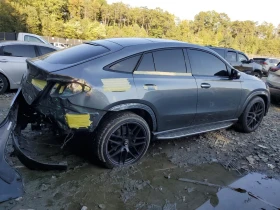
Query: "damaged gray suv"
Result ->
[[3, 38, 270, 169]]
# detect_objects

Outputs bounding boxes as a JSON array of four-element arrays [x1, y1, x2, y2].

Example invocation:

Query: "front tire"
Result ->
[[236, 97, 265, 133], [94, 112, 151, 168]]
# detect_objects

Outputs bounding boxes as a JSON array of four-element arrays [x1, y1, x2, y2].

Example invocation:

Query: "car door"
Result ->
[[225, 51, 239, 67], [187, 48, 242, 125], [237, 53, 253, 74], [0, 44, 37, 88], [133, 49, 197, 132]]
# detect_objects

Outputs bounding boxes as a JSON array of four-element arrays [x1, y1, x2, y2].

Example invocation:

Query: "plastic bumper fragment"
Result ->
[[0, 93, 23, 202]]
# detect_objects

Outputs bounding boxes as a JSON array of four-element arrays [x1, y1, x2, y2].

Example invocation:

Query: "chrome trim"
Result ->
[[134, 71, 192, 76]]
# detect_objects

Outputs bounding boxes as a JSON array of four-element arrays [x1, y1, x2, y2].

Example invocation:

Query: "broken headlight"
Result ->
[[51, 83, 91, 96]]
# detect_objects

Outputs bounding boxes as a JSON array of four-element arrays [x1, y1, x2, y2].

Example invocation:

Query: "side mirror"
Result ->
[[231, 69, 241, 79]]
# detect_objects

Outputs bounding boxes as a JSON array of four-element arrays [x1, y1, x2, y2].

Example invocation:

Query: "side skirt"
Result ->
[[154, 119, 237, 140]]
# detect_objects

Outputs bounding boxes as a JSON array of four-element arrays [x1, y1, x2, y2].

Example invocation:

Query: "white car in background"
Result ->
[[267, 62, 280, 102], [0, 41, 57, 94]]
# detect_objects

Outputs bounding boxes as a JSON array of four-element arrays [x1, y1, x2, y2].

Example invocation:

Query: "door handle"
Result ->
[[201, 83, 211, 89], [143, 84, 157, 90], [0, 59, 7, 63]]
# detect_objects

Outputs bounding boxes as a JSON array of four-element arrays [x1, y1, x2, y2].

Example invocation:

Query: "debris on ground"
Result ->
[[246, 156, 255, 165]]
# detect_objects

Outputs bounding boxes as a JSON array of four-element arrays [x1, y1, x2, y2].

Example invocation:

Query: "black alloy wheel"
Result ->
[[246, 102, 264, 130], [94, 112, 150, 168], [236, 96, 265, 133], [106, 122, 148, 165]]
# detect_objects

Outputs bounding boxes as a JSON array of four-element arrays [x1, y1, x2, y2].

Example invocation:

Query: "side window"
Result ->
[[136, 53, 155, 71], [238, 53, 248, 62], [153, 49, 186, 73], [24, 35, 44, 43], [38, 46, 56, 55], [188, 49, 228, 76], [210, 48, 225, 57], [110, 55, 141, 72], [2, 45, 36, 58], [226, 51, 237, 62]]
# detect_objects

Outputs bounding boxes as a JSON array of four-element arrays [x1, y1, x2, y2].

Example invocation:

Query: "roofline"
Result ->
[[0, 41, 57, 48]]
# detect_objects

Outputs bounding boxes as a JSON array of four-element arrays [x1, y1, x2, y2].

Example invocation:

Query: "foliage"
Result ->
[[0, 0, 279, 56]]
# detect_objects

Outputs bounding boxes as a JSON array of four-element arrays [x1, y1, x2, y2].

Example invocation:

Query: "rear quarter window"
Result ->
[[109, 55, 141, 72], [39, 44, 109, 64], [38, 46, 56, 55]]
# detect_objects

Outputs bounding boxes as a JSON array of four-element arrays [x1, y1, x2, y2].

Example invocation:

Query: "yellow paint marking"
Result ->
[[31, 79, 47, 90], [65, 114, 91, 129], [101, 78, 131, 92], [59, 85, 65, 94]]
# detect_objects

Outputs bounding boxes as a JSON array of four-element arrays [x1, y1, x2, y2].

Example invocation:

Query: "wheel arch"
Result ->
[[239, 90, 270, 117], [107, 103, 157, 132]]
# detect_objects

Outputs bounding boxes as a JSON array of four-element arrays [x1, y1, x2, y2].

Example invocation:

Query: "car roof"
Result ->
[[89, 37, 195, 47], [206, 46, 245, 54], [0, 41, 57, 49], [88, 37, 215, 54]]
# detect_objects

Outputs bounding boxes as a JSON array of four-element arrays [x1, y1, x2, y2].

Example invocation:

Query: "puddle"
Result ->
[[197, 173, 280, 210], [1, 131, 280, 210]]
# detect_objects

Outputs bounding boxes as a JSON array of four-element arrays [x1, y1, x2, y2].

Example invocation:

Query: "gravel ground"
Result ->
[[1, 91, 280, 210]]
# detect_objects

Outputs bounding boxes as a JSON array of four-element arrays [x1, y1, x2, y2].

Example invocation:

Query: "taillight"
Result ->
[[263, 62, 268, 65], [270, 67, 280, 72], [50, 82, 91, 96]]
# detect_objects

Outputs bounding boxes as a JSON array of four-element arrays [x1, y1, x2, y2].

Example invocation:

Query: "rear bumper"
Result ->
[[0, 92, 23, 203], [20, 70, 106, 133]]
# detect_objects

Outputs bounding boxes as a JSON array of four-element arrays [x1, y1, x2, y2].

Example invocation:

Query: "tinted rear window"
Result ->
[[110, 55, 141, 72], [253, 58, 266, 64], [137, 53, 155, 71], [38, 46, 56, 55], [2, 45, 36, 57], [39, 44, 109, 64]]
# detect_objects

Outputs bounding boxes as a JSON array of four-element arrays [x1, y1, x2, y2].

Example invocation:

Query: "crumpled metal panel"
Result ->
[[0, 98, 23, 202]]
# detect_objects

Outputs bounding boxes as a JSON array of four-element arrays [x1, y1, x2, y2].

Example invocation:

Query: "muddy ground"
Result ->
[[0, 89, 280, 210]]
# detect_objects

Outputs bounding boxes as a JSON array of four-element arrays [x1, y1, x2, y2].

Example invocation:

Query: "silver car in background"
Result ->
[[267, 62, 280, 102], [0, 41, 57, 94], [253, 57, 280, 76]]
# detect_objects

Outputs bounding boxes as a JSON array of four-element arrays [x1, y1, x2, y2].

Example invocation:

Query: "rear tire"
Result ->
[[236, 97, 265, 133], [0, 74, 8, 94], [93, 112, 151, 169]]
